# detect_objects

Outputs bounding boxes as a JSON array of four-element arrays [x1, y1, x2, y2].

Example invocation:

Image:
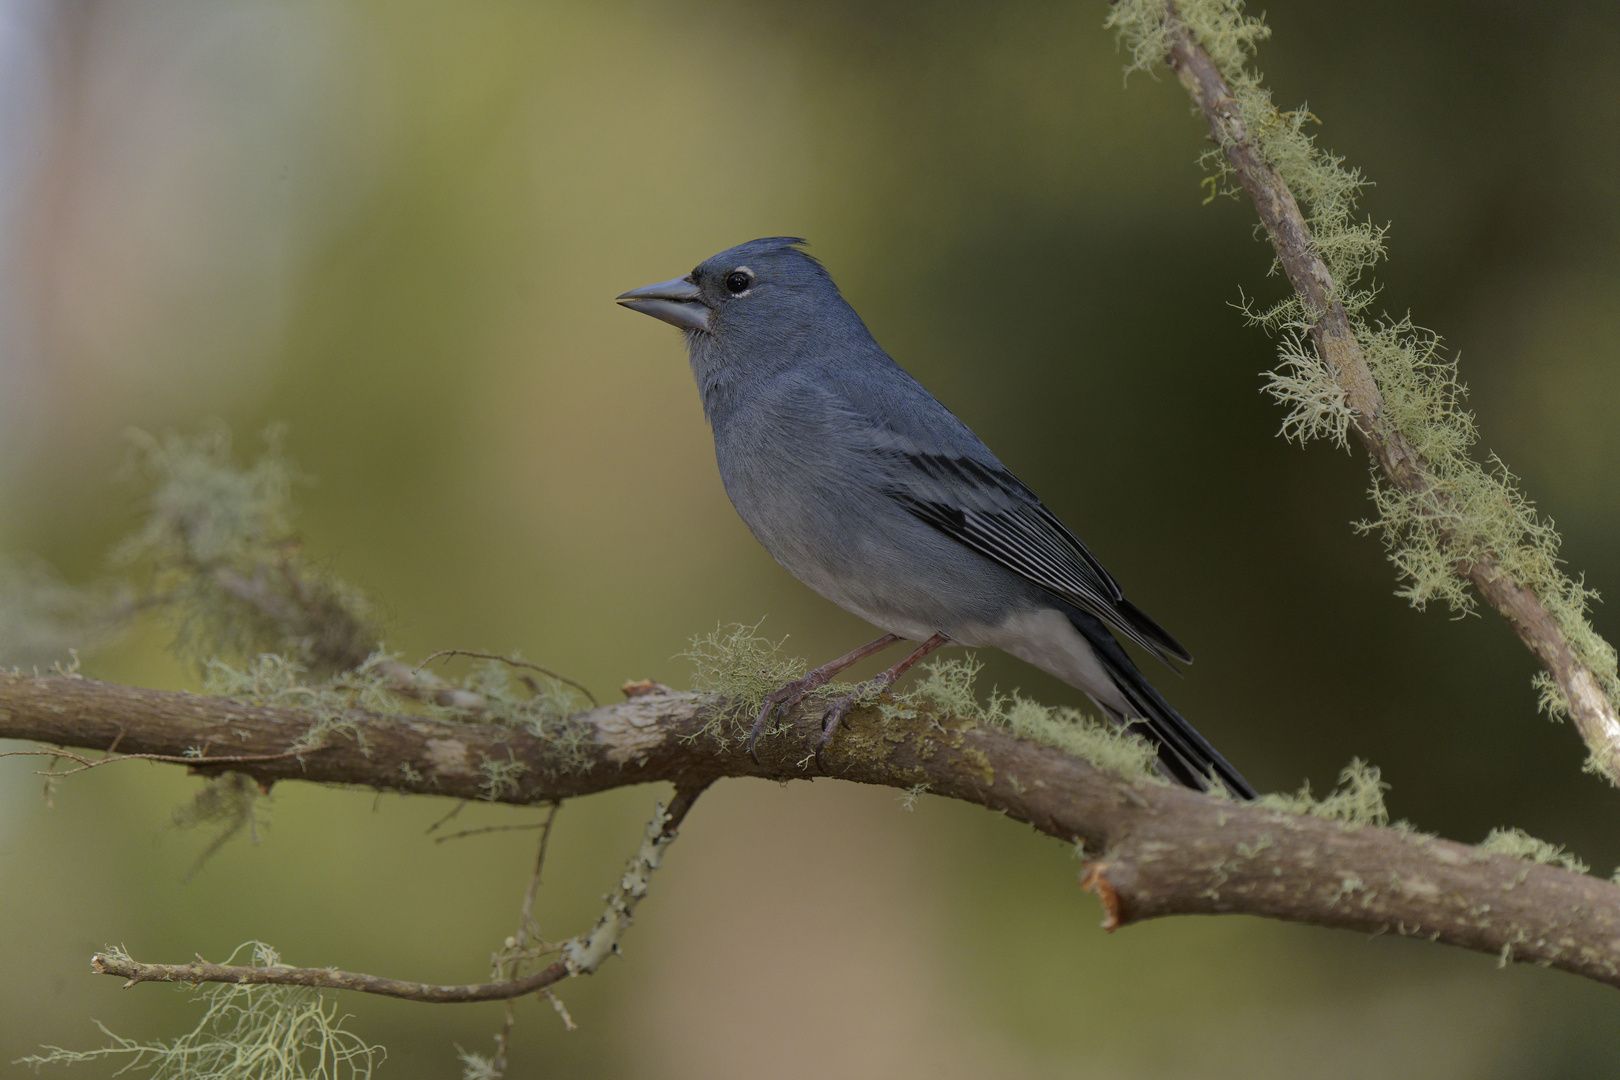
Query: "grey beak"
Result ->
[[616, 275, 709, 332]]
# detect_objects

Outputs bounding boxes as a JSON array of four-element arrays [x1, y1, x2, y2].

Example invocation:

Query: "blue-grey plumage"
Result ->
[[617, 237, 1254, 797]]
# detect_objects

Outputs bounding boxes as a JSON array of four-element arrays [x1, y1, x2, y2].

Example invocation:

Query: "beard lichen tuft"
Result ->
[[171, 772, 269, 881], [1257, 758, 1391, 827], [0, 555, 131, 668], [680, 621, 811, 746], [1478, 826, 1589, 876], [114, 423, 380, 678], [887, 655, 1165, 785], [437, 657, 594, 774], [18, 942, 384, 1078]]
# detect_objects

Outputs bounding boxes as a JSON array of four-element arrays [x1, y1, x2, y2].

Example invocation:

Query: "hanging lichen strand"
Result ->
[[1104, 0, 1620, 781]]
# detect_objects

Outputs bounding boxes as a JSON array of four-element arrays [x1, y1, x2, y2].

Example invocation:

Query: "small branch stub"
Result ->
[[1079, 864, 1122, 932]]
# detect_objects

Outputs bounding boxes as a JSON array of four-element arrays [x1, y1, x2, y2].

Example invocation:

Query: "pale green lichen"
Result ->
[[891, 656, 1165, 785], [561, 804, 675, 974], [1258, 759, 1391, 827], [203, 653, 370, 753], [682, 621, 809, 711], [897, 783, 931, 811], [1261, 322, 1353, 449], [1478, 826, 1589, 875], [114, 424, 379, 676], [171, 773, 268, 881], [0, 555, 130, 667], [1106, 0, 1620, 757], [114, 425, 299, 570], [678, 627, 1163, 783], [477, 751, 528, 802], [456, 1048, 502, 1080], [679, 621, 814, 746], [4, 425, 379, 677], [446, 658, 592, 771], [18, 942, 384, 1078], [203, 648, 594, 777]]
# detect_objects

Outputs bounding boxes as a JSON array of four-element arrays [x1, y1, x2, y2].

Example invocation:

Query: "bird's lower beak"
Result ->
[[616, 275, 709, 332]]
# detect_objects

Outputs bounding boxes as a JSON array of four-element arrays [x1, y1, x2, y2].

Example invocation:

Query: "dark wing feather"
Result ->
[[1062, 602, 1254, 797], [887, 451, 1192, 666]]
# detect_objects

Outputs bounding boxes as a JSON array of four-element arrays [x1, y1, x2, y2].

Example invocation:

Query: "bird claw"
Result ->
[[746, 683, 810, 764], [810, 685, 875, 770], [745, 701, 779, 765], [742, 633, 909, 766], [749, 681, 860, 767]]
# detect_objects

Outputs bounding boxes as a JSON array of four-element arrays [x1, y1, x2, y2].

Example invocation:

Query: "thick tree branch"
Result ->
[[5, 670, 1619, 988], [1156, 2, 1620, 781]]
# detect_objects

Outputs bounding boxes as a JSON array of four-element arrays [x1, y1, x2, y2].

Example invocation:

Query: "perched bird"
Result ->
[[617, 237, 1254, 797]]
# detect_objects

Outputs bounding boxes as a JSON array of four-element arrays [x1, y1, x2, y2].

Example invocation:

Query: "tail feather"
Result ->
[[1115, 597, 1194, 666], [1063, 605, 1256, 799]]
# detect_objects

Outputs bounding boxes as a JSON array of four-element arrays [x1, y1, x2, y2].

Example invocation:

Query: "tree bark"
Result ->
[[4, 669, 1618, 989]]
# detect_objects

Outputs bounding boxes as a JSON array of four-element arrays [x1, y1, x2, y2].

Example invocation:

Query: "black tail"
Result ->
[[1062, 604, 1256, 799]]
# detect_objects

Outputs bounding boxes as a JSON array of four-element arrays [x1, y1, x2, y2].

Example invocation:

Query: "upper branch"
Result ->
[[1155, 1, 1620, 780], [4, 669, 1618, 989]]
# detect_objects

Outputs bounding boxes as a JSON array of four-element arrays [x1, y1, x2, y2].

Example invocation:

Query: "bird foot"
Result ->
[[746, 677, 820, 763], [744, 633, 906, 764], [815, 681, 883, 752], [814, 633, 950, 764], [745, 632, 948, 766]]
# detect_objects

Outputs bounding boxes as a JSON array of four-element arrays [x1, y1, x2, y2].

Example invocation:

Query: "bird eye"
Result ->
[[725, 271, 752, 294]]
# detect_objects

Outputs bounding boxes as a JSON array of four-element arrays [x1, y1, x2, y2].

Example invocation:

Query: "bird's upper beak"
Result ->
[[616, 275, 709, 332]]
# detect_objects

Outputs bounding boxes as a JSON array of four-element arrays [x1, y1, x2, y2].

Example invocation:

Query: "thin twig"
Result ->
[[425, 800, 469, 836], [414, 649, 598, 708], [0, 744, 310, 777], [91, 791, 706, 1007], [517, 802, 561, 939], [432, 822, 544, 845], [492, 801, 563, 1073], [90, 951, 570, 1003]]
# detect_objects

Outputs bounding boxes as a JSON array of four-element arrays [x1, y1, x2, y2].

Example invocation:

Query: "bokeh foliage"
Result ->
[[3, 0, 1619, 1075]]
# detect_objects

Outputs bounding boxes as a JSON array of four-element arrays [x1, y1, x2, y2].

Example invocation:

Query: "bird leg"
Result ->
[[818, 633, 950, 750], [746, 633, 902, 762]]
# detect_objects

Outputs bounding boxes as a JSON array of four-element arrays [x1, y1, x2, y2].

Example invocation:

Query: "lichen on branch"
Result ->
[[1105, 0, 1620, 777], [20, 942, 384, 1079]]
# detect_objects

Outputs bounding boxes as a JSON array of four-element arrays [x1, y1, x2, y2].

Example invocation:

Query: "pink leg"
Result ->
[[818, 632, 950, 750], [747, 634, 903, 761]]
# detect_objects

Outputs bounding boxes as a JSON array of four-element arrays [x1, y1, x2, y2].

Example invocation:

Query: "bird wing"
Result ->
[[877, 444, 1192, 665], [815, 358, 1191, 664]]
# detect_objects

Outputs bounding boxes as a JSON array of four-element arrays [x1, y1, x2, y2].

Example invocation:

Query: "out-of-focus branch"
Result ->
[[1153, 1, 1620, 781], [5, 670, 1619, 989], [89, 782, 707, 1006], [91, 951, 569, 1005]]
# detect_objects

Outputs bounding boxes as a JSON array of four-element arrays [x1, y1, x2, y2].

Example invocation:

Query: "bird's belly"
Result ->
[[763, 537, 944, 643], [720, 451, 1019, 642], [952, 607, 1126, 712]]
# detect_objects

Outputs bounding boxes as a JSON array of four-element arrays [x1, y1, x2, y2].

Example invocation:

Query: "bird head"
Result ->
[[617, 238, 882, 425], [616, 237, 848, 348]]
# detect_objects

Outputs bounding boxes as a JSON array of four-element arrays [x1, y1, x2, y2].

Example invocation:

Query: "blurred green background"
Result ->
[[2, 0, 1618, 1075]]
